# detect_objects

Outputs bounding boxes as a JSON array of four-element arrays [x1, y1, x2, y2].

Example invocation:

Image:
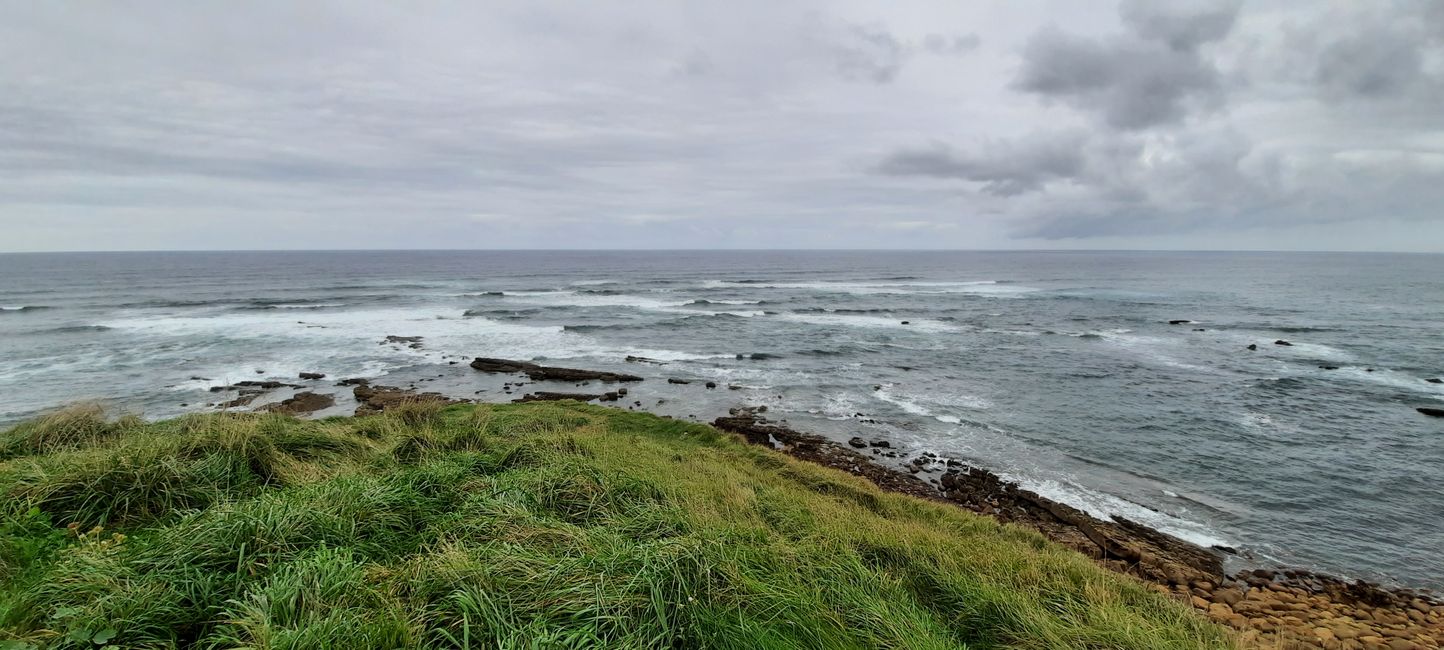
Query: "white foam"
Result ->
[[780, 313, 958, 332], [99, 307, 727, 387], [1331, 367, 1444, 395], [702, 280, 1038, 296], [1019, 476, 1233, 548], [875, 386, 991, 422]]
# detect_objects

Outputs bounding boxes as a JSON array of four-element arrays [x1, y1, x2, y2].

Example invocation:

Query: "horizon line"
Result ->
[[1, 247, 1442, 256]]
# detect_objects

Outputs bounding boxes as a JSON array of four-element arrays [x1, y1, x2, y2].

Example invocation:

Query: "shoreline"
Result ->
[[141, 350, 1444, 647]]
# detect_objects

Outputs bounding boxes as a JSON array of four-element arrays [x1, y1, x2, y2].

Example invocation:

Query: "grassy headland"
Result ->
[[0, 401, 1230, 649]]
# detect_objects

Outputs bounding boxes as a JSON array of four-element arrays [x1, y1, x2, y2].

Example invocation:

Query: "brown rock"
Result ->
[[1191, 596, 1211, 610], [261, 391, 335, 416]]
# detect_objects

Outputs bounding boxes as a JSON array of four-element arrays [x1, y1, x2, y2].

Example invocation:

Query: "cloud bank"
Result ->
[[1, 0, 1442, 251]]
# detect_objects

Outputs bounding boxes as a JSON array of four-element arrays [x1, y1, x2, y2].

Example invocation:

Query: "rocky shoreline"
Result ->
[[207, 348, 1441, 649]]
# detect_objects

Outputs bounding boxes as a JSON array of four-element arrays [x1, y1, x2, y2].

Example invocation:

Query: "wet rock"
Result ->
[[1169, 319, 1192, 325], [848, 437, 868, 448], [1319, 365, 1340, 370], [336, 377, 370, 386], [209, 380, 303, 392], [470, 357, 642, 382], [1247, 344, 1258, 351], [1427, 378, 1443, 384], [746, 353, 782, 360], [705, 381, 717, 389], [299, 372, 326, 380], [1274, 339, 1293, 346], [668, 378, 691, 385], [869, 439, 891, 448], [624, 355, 666, 365], [512, 392, 603, 403], [1417, 407, 1444, 417], [262, 391, 336, 415], [900, 321, 910, 325]]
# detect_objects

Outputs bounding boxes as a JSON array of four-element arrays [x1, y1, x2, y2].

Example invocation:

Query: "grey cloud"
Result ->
[[1014, 1, 1237, 130], [1015, 31, 1222, 129], [876, 133, 1088, 196], [1118, 0, 1239, 52], [829, 23, 909, 84]]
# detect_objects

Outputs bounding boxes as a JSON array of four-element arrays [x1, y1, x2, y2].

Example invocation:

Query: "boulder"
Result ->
[[668, 378, 691, 385], [869, 439, 891, 448], [848, 437, 868, 448], [1416, 407, 1444, 418], [1169, 320, 1192, 325], [1246, 344, 1258, 351], [1427, 378, 1443, 384], [705, 381, 717, 389], [1274, 340, 1293, 346], [299, 372, 326, 380]]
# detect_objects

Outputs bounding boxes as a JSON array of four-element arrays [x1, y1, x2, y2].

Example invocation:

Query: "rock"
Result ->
[[900, 321, 910, 325], [1192, 328, 1206, 332], [1169, 319, 1192, 325], [383, 335, 423, 345], [512, 391, 602, 403], [848, 437, 868, 448], [1427, 378, 1443, 384], [262, 391, 336, 415], [299, 372, 326, 380], [1417, 407, 1444, 417], [705, 381, 717, 389], [470, 357, 643, 382], [668, 378, 691, 385], [353, 384, 458, 415], [209, 380, 303, 392], [1274, 339, 1293, 346], [728, 384, 742, 390], [624, 355, 666, 365], [336, 377, 370, 386], [1247, 344, 1258, 351], [747, 352, 782, 360], [869, 439, 890, 448], [1320, 365, 1340, 370]]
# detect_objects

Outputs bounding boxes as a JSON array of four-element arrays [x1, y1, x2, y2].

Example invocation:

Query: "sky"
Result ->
[[2, 0, 1443, 252]]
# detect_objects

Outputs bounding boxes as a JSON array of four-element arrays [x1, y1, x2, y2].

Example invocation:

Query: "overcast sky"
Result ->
[[3, 0, 1443, 252]]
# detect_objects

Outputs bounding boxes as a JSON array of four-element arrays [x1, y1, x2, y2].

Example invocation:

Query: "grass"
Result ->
[[0, 401, 1233, 649]]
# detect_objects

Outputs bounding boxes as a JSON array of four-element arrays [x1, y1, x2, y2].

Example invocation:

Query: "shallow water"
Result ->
[[2, 250, 1442, 587]]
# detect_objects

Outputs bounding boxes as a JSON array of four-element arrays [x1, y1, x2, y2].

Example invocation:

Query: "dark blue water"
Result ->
[[2, 250, 1442, 588]]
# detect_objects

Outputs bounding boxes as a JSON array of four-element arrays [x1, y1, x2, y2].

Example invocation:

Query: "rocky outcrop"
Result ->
[[262, 391, 335, 415], [353, 384, 459, 415], [512, 391, 622, 403], [470, 358, 643, 382]]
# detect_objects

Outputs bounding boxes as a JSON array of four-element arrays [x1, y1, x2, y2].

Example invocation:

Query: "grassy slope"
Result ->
[[0, 402, 1232, 649]]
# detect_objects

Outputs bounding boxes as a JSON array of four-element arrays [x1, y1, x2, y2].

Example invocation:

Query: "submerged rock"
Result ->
[[1246, 344, 1258, 351], [1427, 378, 1443, 384], [1168, 319, 1192, 325], [1274, 340, 1293, 346], [1417, 407, 1444, 418], [667, 378, 691, 385]]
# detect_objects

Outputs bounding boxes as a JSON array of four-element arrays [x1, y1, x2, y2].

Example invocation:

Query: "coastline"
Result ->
[[133, 350, 1444, 648]]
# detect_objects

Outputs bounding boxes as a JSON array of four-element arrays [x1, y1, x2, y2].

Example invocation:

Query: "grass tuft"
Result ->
[[0, 402, 1234, 649]]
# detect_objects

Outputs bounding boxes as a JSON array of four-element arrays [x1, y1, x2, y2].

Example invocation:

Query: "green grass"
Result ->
[[0, 402, 1233, 649]]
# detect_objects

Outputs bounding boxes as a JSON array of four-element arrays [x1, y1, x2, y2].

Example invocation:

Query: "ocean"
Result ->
[[1, 250, 1441, 588]]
